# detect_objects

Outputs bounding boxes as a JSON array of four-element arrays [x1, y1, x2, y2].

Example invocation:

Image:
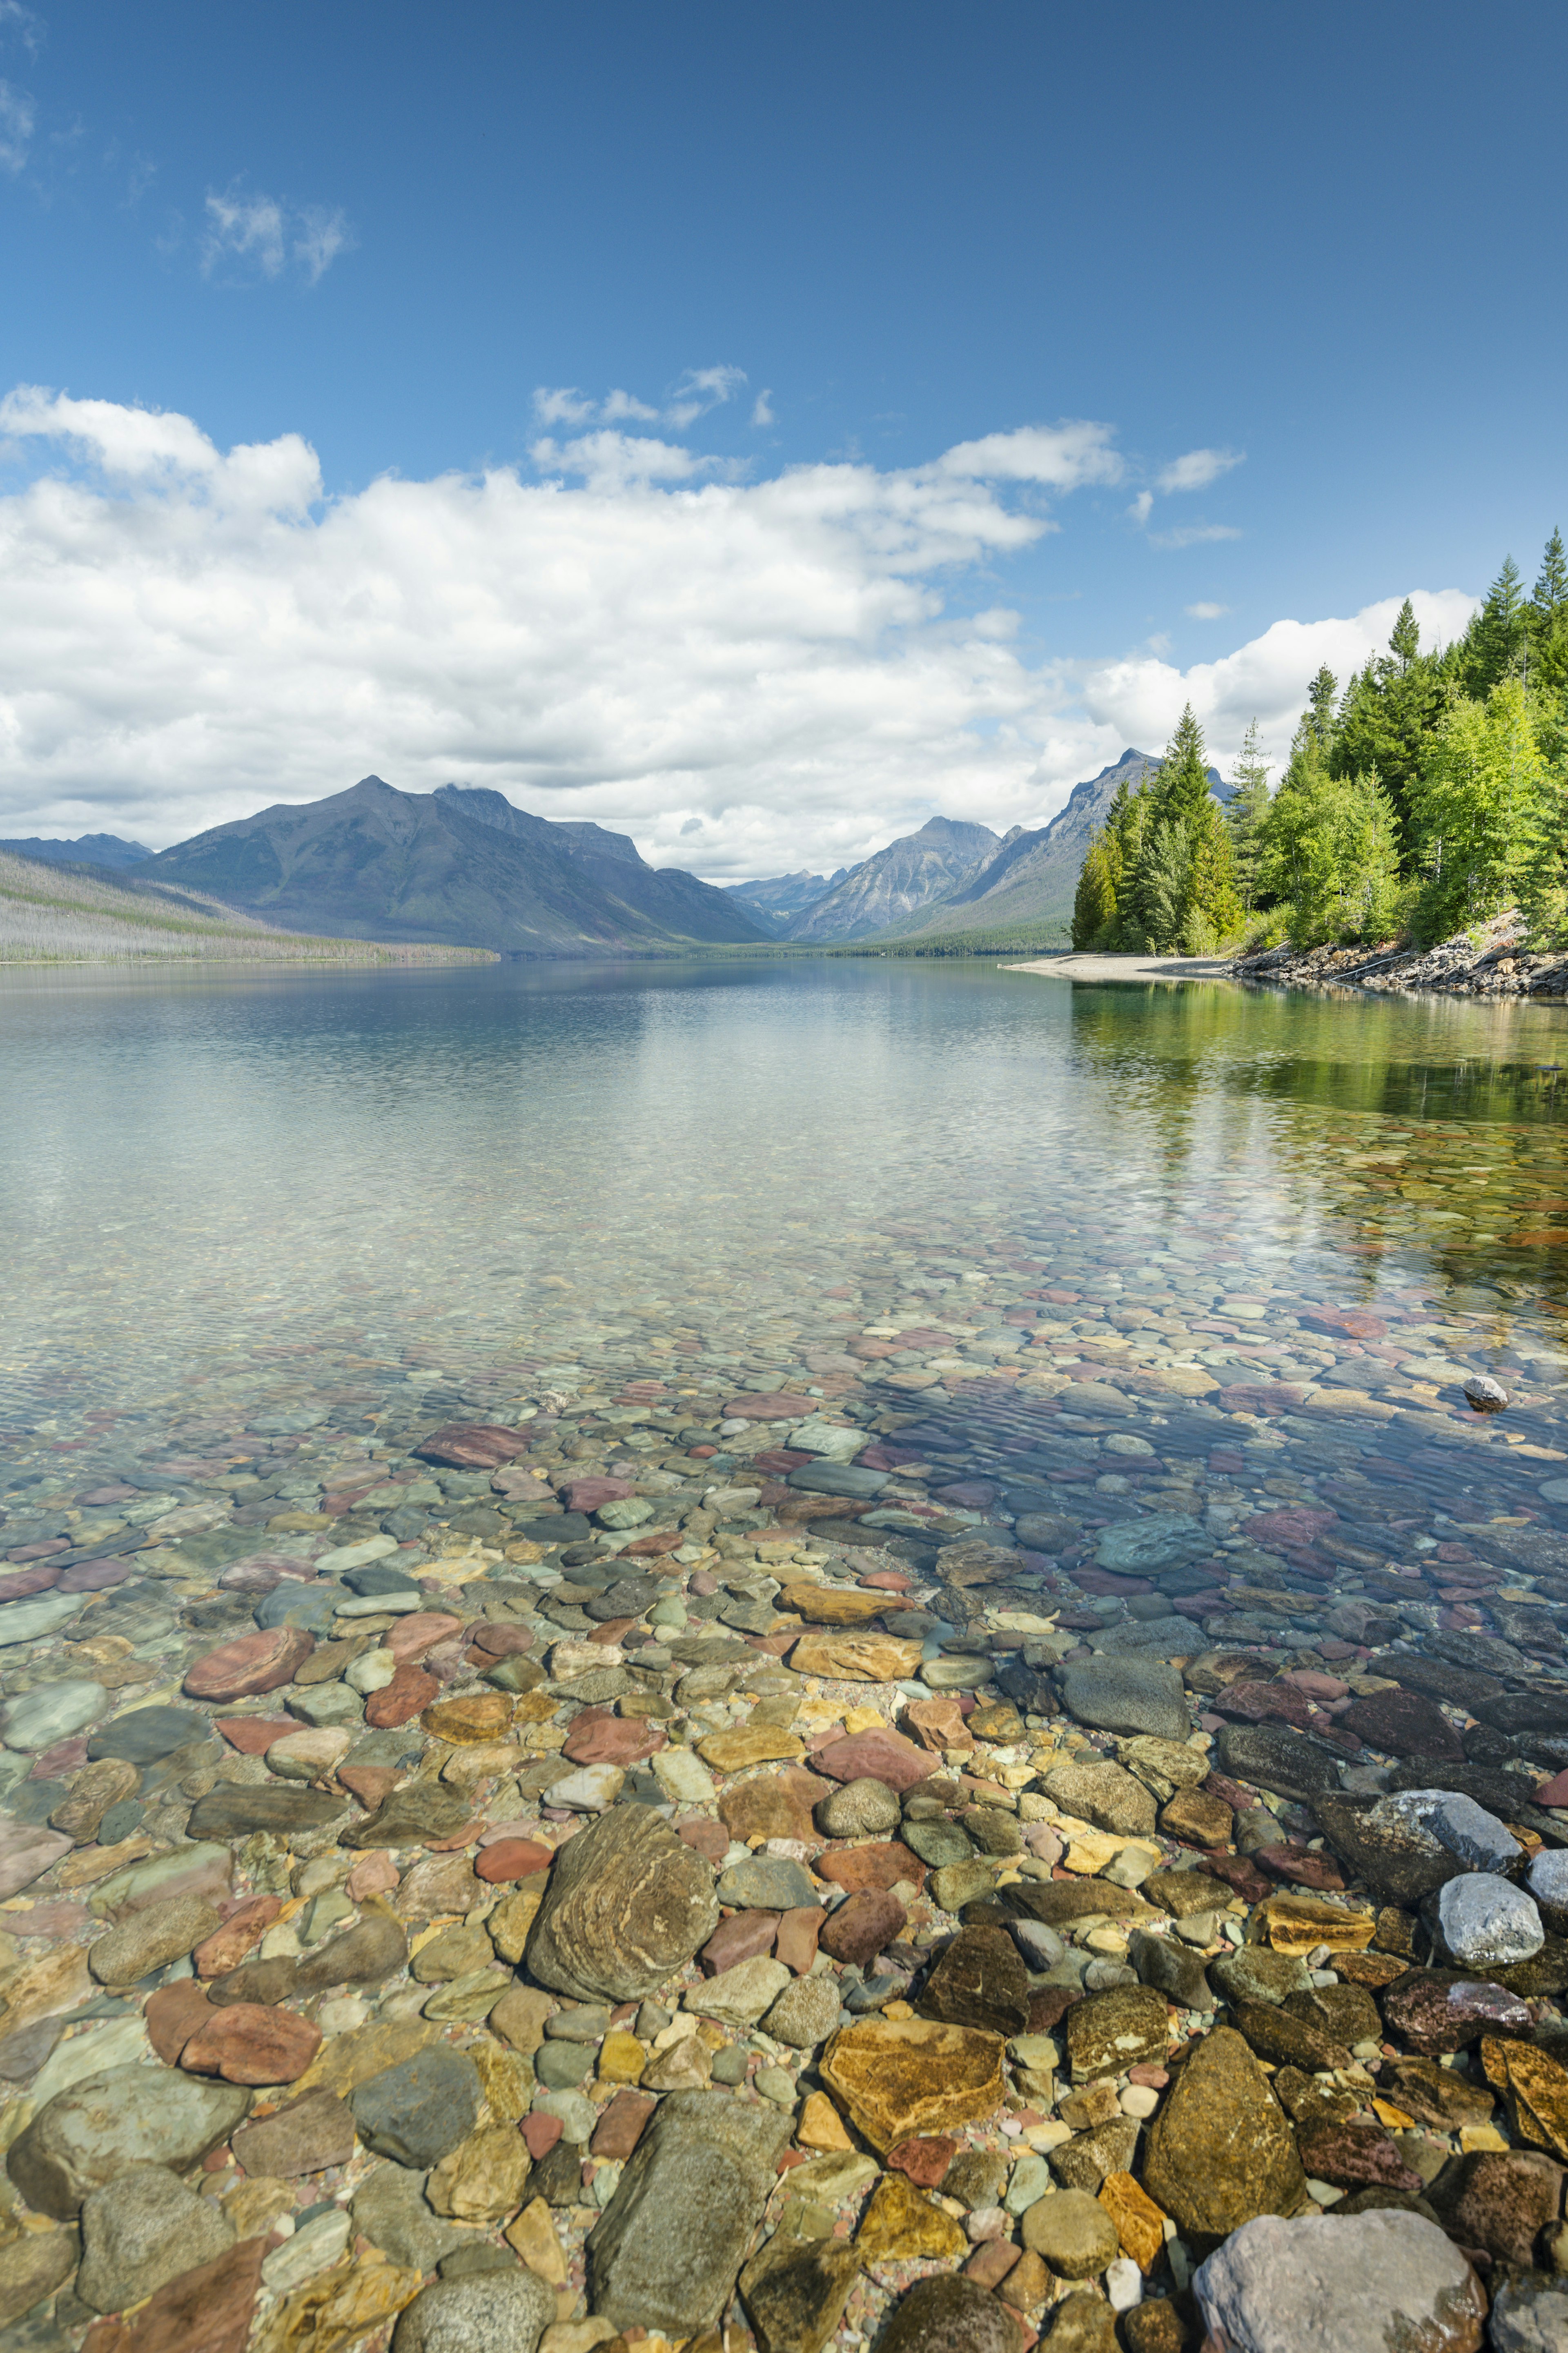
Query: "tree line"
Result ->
[[1072, 532, 1568, 954]]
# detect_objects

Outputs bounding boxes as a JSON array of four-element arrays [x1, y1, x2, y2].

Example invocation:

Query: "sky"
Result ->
[[0, 3, 1564, 881]]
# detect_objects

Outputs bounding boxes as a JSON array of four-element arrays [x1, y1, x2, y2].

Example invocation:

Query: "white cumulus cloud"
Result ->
[[1157, 446, 1245, 495], [0, 386, 1480, 876]]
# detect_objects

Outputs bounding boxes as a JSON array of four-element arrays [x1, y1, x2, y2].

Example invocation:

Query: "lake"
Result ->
[[2, 957, 1565, 1536]]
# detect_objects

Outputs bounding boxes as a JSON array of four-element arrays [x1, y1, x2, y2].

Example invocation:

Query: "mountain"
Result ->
[[140, 778, 771, 953], [873, 749, 1232, 945], [722, 869, 847, 932], [783, 816, 1001, 942], [0, 833, 154, 872]]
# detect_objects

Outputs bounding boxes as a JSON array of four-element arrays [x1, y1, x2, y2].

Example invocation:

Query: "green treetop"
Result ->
[[1151, 705, 1213, 824]]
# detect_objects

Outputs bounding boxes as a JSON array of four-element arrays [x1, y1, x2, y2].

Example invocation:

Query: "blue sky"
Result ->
[[0, 2, 1564, 874]]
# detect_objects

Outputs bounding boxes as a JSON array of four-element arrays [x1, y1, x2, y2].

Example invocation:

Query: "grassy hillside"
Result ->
[[0, 851, 496, 965]]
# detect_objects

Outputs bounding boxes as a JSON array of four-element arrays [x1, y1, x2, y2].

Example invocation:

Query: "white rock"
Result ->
[[1528, 1849, 1568, 1910], [650, 1747, 716, 1806], [683, 1957, 791, 2027], [335, 1591, 421, 1617], [1438, 1872, 1543, 1967], [261, 2207, 351, 2291], [1106, 2257, 1143, 2313], [786, 1418, 866, 1463], [548, 1764, 625, 1812], [314, 1534, 399, 1575], [347, 1648, 399, 1694], [1194, 2210, 1485, 2353], [1427, 1793, 1521, 1872]]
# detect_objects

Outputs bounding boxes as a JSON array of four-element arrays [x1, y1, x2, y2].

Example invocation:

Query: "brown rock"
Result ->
[[415, 1422, 530, 1468], [717, 1770, 821, 1845], [85, 2235, 267, 2353], [1230, 1998, 1351, 2076], [1497, 2041, 1568, 2164], [1294, 2120, 1424, 2193], [739, 2234, 862, 2353], [421, 1691, 515, 1745], [50, 1756, 139, 1844], [915, 1926, 1029, 2038], [1429, 2149, 1565, 2268], [1067, 1986, 1171, 2081], [475, 1838, 554, 1883], [561, 1715, 666, 1767], [1382, 1968, 1532, 2054], [145, 1981, 215, 2065], [1160, 1788, 1234, 1848], [1098, 2170, 1167, 2272], [817, 1888, 905, 1965], [816, 1842, 925, 1894], [179, 2002, 322, 2086], [697, 1726, 805, 1772], [1339, 1688, 1466, 1761], [0, 2227, 78, 2328], [364, 1664, 440, 1729], [855, 2171, 967, 2264], [879, 2277, 1021, 2353], [701, 1911, 777, 1974], [886, 2135, 958, 2188], [1388, 2057, 1497, 2133], [232, 2091, 354, 2178], [789, 1632, 924, 1682], [782, 1582, 888, 1626], [525, 1802, 721, 2004], [776, 1907, 823, 1974], [253, 2249, 421, 2353], [1140, 2026, 1306, 2248], [184, 1626, 314, 1702], [820, 2017, 1006, 2153], [387, 1611, 463, 1662], [590, 2091, 656, 2161]]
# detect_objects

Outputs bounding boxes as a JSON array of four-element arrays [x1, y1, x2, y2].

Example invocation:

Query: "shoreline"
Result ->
[[1231, 926, 1568, 1001], [1004, 951, 1234, 982]]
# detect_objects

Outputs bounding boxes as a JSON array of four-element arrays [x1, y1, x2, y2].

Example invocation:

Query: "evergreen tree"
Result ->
[[1129, 813, 1190, 951], [1257, 722, 1403, 948], [1071, 831, 1118, 949], [1389, 597, 1421, 671], [1459, 557, 1528, 696], [1331, 605, 1446, 852], [1150, 705, 1212, 824], [1306, 665, 1339, 751], [1180, 793, 1244, 950], [1408, 675, 1548, 937], [1224, 719, 1272, 911], [1529, 529, 1568, 695]]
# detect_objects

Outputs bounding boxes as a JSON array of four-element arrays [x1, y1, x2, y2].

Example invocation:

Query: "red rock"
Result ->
[[561, 1477, 635, 1513], [860, 1570, 911, 1592], [621, 1529, 685, 1556], [344, 1854, 399, 1901], [775, 1907, 823, 1976], [415, 1423, 530, 1469], [184, 1625, 315, 1703], [194, 1897, 283, 1979], [1294, 2120, 1423, 2194], [339, 1764, 403, 1809], [1127, 2063, 1169, 2088], [81, 2233, 266, 2353], [522, 2112, 564, 2160], [1216, 1680, 1315, 1729], [933, 1483, 999, 1511], [1027, 1988, 1081, 2032], [475, 1839, 555, 1884], [677, 1817, 730, 1865], [179, 2001, 322, 2086], [425, 1818, 484, 1854], [966, 2241, 1022, 2289], [5, 1539, 69, 1561], [902, 1697, 974, 1754], [1243, 1508, 1339, 1547], [214, 1717, 295, 1756], [364, 1664, 439, 1728], [388, 1611, 462, 1662], [887, 2135, 959, 2188], [1215, 1384, 1307, 1416], [590, 2091, 657, 2161], [817, 1889, 905, 1965], [816, 1843, 926, 1894], [720, 1393, 814, 1420], [701, 1912, 778, 1975], [1536, 1770, 1568, 1808], [1199, 1852, 1273, 1904], [588, 1616, 637, 1648], [1256, 1845, 1346, 1892], [2, 1899, 87, 1939], [30, 1734, 91, 1780], [59, 1556, 135, 1592], [145, 1981, 216, 2065], [468, 1624, 534, 1658], [1302, 1310, 1388, 1341], [0, 1563, 64, 1602], [813, 1729, 934, 1793], [560, 1714, 664, 1767]]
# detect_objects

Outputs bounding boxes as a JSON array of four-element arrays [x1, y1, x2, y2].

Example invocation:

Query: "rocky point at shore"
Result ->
[[1231, 913, 1568, 1001], [0, 1294, 1565, 2353]]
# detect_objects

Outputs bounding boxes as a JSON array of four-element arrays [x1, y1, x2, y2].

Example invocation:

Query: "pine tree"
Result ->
[[1331, 606, 1445, 853], [1224, 719, 1272, 911], [1390, 598, 1420, 671], [1408, 676, 1548, 937], [1306, 665, 1339, 751], [1529, 529, 1568, 695], [1129, 814, 1190, 951], [1071, 832, 1118, 949], [1180, 794, 1244, 950], [1459, 557, 1528, 695], [1150, 705, 1212, 825]]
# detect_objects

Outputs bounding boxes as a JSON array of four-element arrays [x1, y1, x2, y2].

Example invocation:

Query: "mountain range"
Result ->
[[2, 745, 1230, 954], [132, 778, 770, 952]]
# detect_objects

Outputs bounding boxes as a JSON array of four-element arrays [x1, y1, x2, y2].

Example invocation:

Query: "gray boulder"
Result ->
[[587, 2089, 792, 2332], [8, 2065, 251, 2220], [77, 2164, 234, 2313], [1055, 1655, 1190, 1742], [391, 2268, 555, 2353], [351, 2048, 483, 2170], [1193, 2209, 1486, 2353]]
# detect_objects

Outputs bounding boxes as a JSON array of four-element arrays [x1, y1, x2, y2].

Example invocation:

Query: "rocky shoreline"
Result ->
[[0, 1333, 1566, 2353], [1231, 917, 1568, 1002]]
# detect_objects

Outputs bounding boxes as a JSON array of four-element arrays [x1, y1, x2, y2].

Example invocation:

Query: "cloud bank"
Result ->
[[0, 388, 1477, 874]]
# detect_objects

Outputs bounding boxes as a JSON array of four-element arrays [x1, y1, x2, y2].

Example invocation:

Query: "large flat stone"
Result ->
[[819, 2017, 1005, 2154], [8, 2062, 251, 2219], [525, 1803, 719, 2004], [587, 2089, 792, 2333]]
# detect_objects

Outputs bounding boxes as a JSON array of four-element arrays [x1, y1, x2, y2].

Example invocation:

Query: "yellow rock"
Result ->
[[1064, 1832, 1125, 1876], [882, 2001, 914, 2021], [796, 2092, 854, 2151], [788, 1633, 924, 1683], [1257, 1892, 1375, 1955], [854, 2172, 966, 2264], [697, 1727, 806, 1773], [597, 2030, 647, 2085], [266, 1510, 335, 1532], [1371, 2099, 1415, 2131], [223, 2175, 297, 2239], [506, 2196, 570, 2286], [781, 1582, 888, 1627], [1098, 2171, 1167, 2272], [421, 1692, 516, 1746], [55, 1835, 154, 1888], [427, 2123, 533, 2224], [513, 1690, 562, 1724], [472, 2042, 534, 2124], [842, 1706, 888, 1736], [441, 1741, 525, 1785], [255, 2254, 422, 2353], [1459, 2125, 1511, 2154], [487, 1881, 549, 1964], [820, 2018, 1006, 2155], [295, 2016, 439, 2099], [1498, 2041, 1568, 2163], [0, 1946, 91, 2033]]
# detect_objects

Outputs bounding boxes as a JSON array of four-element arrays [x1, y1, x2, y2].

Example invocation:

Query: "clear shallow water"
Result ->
[[0, 959, 1565, 1521]]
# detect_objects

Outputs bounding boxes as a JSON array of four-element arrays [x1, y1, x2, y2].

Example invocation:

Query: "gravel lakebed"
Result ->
[[0, 1241, 1567, 2353]]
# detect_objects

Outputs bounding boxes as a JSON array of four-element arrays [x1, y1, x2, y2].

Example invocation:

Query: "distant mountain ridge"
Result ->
[[722, 868, 848, 932], [0, 833, 154, 872], [869, 749, 1232, 944], [139, 778, 770, 953], [783, 816, 1001, 941]]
